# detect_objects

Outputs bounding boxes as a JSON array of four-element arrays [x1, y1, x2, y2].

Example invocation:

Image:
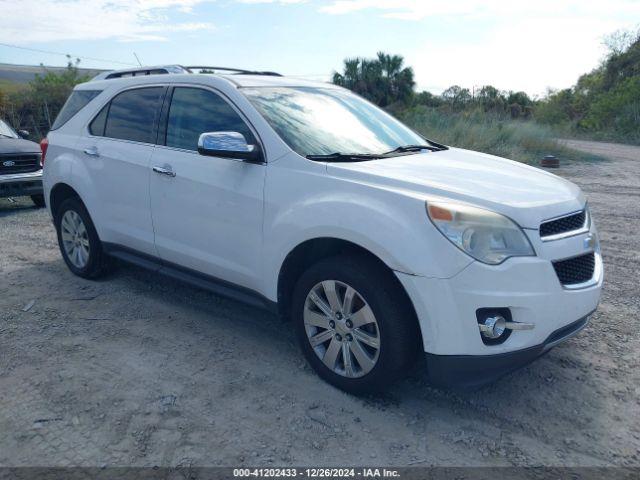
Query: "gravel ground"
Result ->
[[0, 139, 638, 468]]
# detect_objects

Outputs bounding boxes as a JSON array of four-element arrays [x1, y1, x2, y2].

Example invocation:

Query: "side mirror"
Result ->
[[197, 131, 263, 163], [18, 130, 30, 139]]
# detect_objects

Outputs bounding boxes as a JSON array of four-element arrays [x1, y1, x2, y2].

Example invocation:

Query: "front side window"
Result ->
[[104, 87, 164, 143], [166, 87, 255, 151], [51, 90, 102, 130], [242, 87, 426, 157]]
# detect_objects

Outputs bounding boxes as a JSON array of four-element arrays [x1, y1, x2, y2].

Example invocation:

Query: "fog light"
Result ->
[[479, 315, 507, 339], [476, 308, 535, 345], [476, 308, 513, 345]]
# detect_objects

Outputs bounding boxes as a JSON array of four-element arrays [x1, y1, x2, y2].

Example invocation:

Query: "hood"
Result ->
[[0, 137, 41, 155], [326, 147, 585, 229]]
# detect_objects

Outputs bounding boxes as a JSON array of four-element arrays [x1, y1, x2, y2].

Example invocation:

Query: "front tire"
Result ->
[[54, 197, 111, 279], [292, 254, 419, 394]]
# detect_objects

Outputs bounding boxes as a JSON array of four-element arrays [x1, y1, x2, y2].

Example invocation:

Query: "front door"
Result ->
[[149, 86, 266, 292]]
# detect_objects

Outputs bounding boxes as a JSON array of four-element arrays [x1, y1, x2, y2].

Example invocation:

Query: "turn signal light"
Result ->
[[427, 204, 453, 221]]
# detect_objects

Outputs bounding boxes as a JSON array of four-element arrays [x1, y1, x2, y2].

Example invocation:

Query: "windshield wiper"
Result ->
[[0, 133, 15, 138], [383, 144, 444, 155], [306, 152, 388, 162]]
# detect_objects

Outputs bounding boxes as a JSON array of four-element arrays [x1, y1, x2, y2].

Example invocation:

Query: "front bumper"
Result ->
[[396, 253, 602, 356], [396, 218, 603, 387], [425, 312, 592, 389], [0, 170, 43, 198]]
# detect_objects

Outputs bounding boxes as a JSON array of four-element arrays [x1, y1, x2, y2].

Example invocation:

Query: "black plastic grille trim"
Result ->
[[545, 316, 590, 345], [0, 154, 41, 174], [540, 210, 586, 238], [552, 252, 595, 285]]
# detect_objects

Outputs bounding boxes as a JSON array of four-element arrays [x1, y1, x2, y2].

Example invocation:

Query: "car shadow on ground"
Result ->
[[3, 256, 606, 465], [66, 257, 601, 405], [0, 198, 42, 217]]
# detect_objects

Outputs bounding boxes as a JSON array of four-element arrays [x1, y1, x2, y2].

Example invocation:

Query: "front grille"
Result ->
[[540, 210, 586, 238], [0, 154, 41, 174], [553, 252, 595, 286]]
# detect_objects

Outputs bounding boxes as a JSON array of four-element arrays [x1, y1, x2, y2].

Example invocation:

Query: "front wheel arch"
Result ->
[[292, 253, 421, 393], [277, 237, 423, 347]]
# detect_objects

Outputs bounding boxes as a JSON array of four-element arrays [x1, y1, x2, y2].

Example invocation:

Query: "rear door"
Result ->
[[149, 86, 266, 291], [81, 86, 166, 255]]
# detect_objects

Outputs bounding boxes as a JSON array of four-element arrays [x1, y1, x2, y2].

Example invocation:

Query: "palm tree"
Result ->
[[332, 52, 415, 107]]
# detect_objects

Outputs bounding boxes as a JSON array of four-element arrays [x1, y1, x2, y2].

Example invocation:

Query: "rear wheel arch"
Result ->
[[49, 183, 83, 219]]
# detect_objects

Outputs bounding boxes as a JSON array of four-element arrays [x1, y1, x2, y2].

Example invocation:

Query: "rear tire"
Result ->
[[54, 197, 112, 279], [292, 254, 419, 394], [31, 194, 45, 208]]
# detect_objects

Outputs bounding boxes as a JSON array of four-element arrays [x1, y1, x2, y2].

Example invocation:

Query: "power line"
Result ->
[[0, 42, 137, 67], [0, 42, 333, 77]]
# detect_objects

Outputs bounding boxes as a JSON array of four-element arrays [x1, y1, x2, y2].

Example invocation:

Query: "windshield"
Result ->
[[242, 87, 429, 157], [0, 119, 18, 138]]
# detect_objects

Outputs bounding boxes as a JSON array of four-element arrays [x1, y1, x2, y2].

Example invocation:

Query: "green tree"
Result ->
[[476, 85, 506, 113], [0, 56, 90, 139], [442, 85, 472, 111], [535, 27, 640, 141], [332, 52, 415, 107], [415, 90, 442, 107]]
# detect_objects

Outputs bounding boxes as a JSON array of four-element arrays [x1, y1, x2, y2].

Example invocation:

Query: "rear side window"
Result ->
[[104, 87, 164, 143], [51, 90, 102, 130], [166, 87, 255, 151]]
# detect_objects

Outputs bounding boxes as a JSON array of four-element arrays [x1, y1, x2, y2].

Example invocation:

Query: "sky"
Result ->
[[0, 0, 638, 96]]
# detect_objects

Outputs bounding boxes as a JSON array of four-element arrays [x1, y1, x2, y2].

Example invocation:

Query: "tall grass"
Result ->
[[398, 106, 602, 164]]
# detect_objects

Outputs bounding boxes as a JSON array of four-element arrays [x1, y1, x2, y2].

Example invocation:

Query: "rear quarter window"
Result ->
[[51, 90, 102, 130], [89, 104, 109, 136], [103, 87, 164, 144]]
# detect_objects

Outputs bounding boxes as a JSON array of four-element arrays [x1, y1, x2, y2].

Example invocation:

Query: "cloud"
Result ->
[[0, 0, 216, 43], [319, 0, 640, 94], [409, 16, 629, 95], [237, 0, 306, 3], [320, 0, 640, 20], [0, 0, 311, 43]]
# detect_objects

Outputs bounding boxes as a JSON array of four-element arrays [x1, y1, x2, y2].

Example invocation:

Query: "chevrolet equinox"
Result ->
[[42, 65, 603, 393]]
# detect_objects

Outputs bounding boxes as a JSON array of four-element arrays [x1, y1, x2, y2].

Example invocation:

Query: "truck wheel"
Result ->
[[54, 197, 111, 279], [292, 254, 419, 394], [31, 194, 45, 208]]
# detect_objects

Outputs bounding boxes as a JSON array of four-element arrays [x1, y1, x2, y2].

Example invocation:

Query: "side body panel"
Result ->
[[149, 145, 266, 292], [75, 135, 156, 255], [259, 152, 474, 302]]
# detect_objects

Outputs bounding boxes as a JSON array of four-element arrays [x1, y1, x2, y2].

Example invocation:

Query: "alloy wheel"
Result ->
[[60, 210, 90, 269], [304, 280, 380, 378]]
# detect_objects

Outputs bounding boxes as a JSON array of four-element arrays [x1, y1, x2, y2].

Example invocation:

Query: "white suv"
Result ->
[[42, 66, 603, 393]]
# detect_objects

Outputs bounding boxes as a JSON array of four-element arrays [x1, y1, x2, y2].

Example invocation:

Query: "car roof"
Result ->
[[218, 74, 337, 89], [76, 70, 338, 92]]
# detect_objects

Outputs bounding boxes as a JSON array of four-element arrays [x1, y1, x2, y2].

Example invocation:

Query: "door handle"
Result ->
[[83, 147, 99, 157], [153, 166, 176, 177]]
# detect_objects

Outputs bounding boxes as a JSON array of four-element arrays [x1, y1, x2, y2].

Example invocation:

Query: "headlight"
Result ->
[[426, 201, 535, 265]]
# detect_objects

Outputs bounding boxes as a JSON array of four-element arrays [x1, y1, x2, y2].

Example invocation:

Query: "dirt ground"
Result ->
[[0, 139, 639, 468]]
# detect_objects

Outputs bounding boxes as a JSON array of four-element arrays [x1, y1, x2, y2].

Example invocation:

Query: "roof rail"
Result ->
[[91, 65, 188, 81], [90, 64, 282, 81]]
